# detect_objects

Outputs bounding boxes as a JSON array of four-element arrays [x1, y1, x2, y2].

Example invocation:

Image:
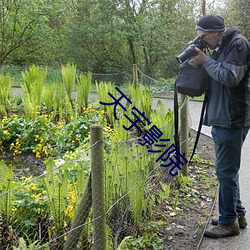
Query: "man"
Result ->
[[192, 15, 250, 238]]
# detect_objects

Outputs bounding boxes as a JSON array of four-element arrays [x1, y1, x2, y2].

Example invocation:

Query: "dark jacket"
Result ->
[[203, 26, 250, 128]]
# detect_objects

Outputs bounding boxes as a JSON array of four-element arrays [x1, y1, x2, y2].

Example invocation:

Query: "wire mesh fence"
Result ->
[[1, 64, 174, 96], [0, 127, 177, 249], [0, 64, 191, 249]]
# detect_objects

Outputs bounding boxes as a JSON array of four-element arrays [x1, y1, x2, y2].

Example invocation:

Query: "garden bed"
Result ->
[[0, 152, 45, 180], [0, 129, 217, 250], [116, 130, 217, 249], [0, 67, 218, 249]]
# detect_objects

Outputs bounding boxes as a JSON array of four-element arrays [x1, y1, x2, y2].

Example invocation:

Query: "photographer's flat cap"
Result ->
[[195, 15, 225, 32]]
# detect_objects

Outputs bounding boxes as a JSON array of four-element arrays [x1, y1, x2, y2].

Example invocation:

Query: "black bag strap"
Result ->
[[188, 91, 208, 164], [174, 81, 180, 152], [174, 81, 208, 165]]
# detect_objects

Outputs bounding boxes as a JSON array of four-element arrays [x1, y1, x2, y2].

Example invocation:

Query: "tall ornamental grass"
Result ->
[[21, 65, 47, 118], [0, 73, 12, 116]]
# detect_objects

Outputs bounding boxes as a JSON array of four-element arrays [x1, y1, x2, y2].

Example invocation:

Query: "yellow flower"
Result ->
[[14, 149, 22, 155], [21, 176, 32, 181], [26, 183, 37, 191], [12, 207, 17, 212], [3, 130, 9, 135], [65, 205, 74, 218], [71, 195, 76, 204], [36, 152, 41, 158], [32, 193, 42, 201], [43, 147, 49, 157]]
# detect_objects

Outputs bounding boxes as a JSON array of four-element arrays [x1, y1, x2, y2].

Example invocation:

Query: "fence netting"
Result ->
[[0, 66, 193, 249], [0, 64, 174, 97], [0, 137, 176, 249]]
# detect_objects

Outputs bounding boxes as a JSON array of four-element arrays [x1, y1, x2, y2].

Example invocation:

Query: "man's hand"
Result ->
[[192, 47, 207, 64]]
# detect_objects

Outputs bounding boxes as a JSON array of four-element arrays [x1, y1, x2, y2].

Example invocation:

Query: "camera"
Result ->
[[176, 36, 208, 63]]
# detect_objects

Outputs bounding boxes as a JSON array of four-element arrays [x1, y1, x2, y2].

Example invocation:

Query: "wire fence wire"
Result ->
[[0, 66, 191, 249], [0, 134, 171, 249], [2, 64, 175, 97]]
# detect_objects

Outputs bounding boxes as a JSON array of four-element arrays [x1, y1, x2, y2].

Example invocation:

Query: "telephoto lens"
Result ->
[[176, 36, 208, 63]]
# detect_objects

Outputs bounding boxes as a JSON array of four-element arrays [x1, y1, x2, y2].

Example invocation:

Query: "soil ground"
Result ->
[[158, 130, 217, 250]]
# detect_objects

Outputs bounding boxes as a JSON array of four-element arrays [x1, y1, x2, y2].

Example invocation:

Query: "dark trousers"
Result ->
[[211, 126, 249, 225]]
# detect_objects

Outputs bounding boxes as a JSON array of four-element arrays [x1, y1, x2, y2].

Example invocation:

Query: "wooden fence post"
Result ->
[[91, 124, 106, 250], [63, 175, 92, 250], [133, 64, 138, 85]]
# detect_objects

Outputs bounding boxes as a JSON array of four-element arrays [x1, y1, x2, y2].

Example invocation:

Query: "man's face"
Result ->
[[196, 30, 222, 49]]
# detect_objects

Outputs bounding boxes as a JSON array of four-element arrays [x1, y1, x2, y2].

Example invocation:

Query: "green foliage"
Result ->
[[61, 63, 76, 101], [0, 65, 25, 85], [126, 145, 149, 225], [55, 114, 99, 153], [13, 235, 47, 250], [76, 72, 92, 111], [129, 83, 153, 122], [41, 155, 90, 247], [117, 233, 163, 250], [0, 150, 91, 248], [12, 176, 49, 240], [103, 92, 175, 247], [159, 182, 171, 202], [7, 63, 89, 122], [0, 77, 179, 248], [172, 190, 180, 210], [63, 0, 200, 77], [150, 77, 175, 97], [149, 100, 174, 158], [52, 82, 66, 121], [0, 161, 14, 222], [0, 73, 12, 116], [43, 159, 68, 230], [43, 85, 56, 113], [0, 110, 100, 157], [96, 81, 118, 128], [105, 140, 152, 231], [21, 65, 47, 118], [0, 0, 227, 78], [47, 63, 78, 122], [178, 173, 192, 189], [0, 0, 52, 65]]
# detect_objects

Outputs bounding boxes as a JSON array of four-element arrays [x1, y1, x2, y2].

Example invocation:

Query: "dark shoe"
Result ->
[[204, 222, 240, 238], [211, 214, 247, 229], [238, 215, 247, 228]]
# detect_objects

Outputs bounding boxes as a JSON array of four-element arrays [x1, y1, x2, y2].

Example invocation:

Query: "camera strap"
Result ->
[[174, 84, 208, 165], [188, 91, 208, 164]]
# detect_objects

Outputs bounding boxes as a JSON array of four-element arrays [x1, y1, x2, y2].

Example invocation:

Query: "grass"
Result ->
[[1, 64, 178, 97]]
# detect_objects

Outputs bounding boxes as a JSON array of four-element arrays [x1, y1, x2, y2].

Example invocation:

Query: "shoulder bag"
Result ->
[[175, 58, 209, 97]]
